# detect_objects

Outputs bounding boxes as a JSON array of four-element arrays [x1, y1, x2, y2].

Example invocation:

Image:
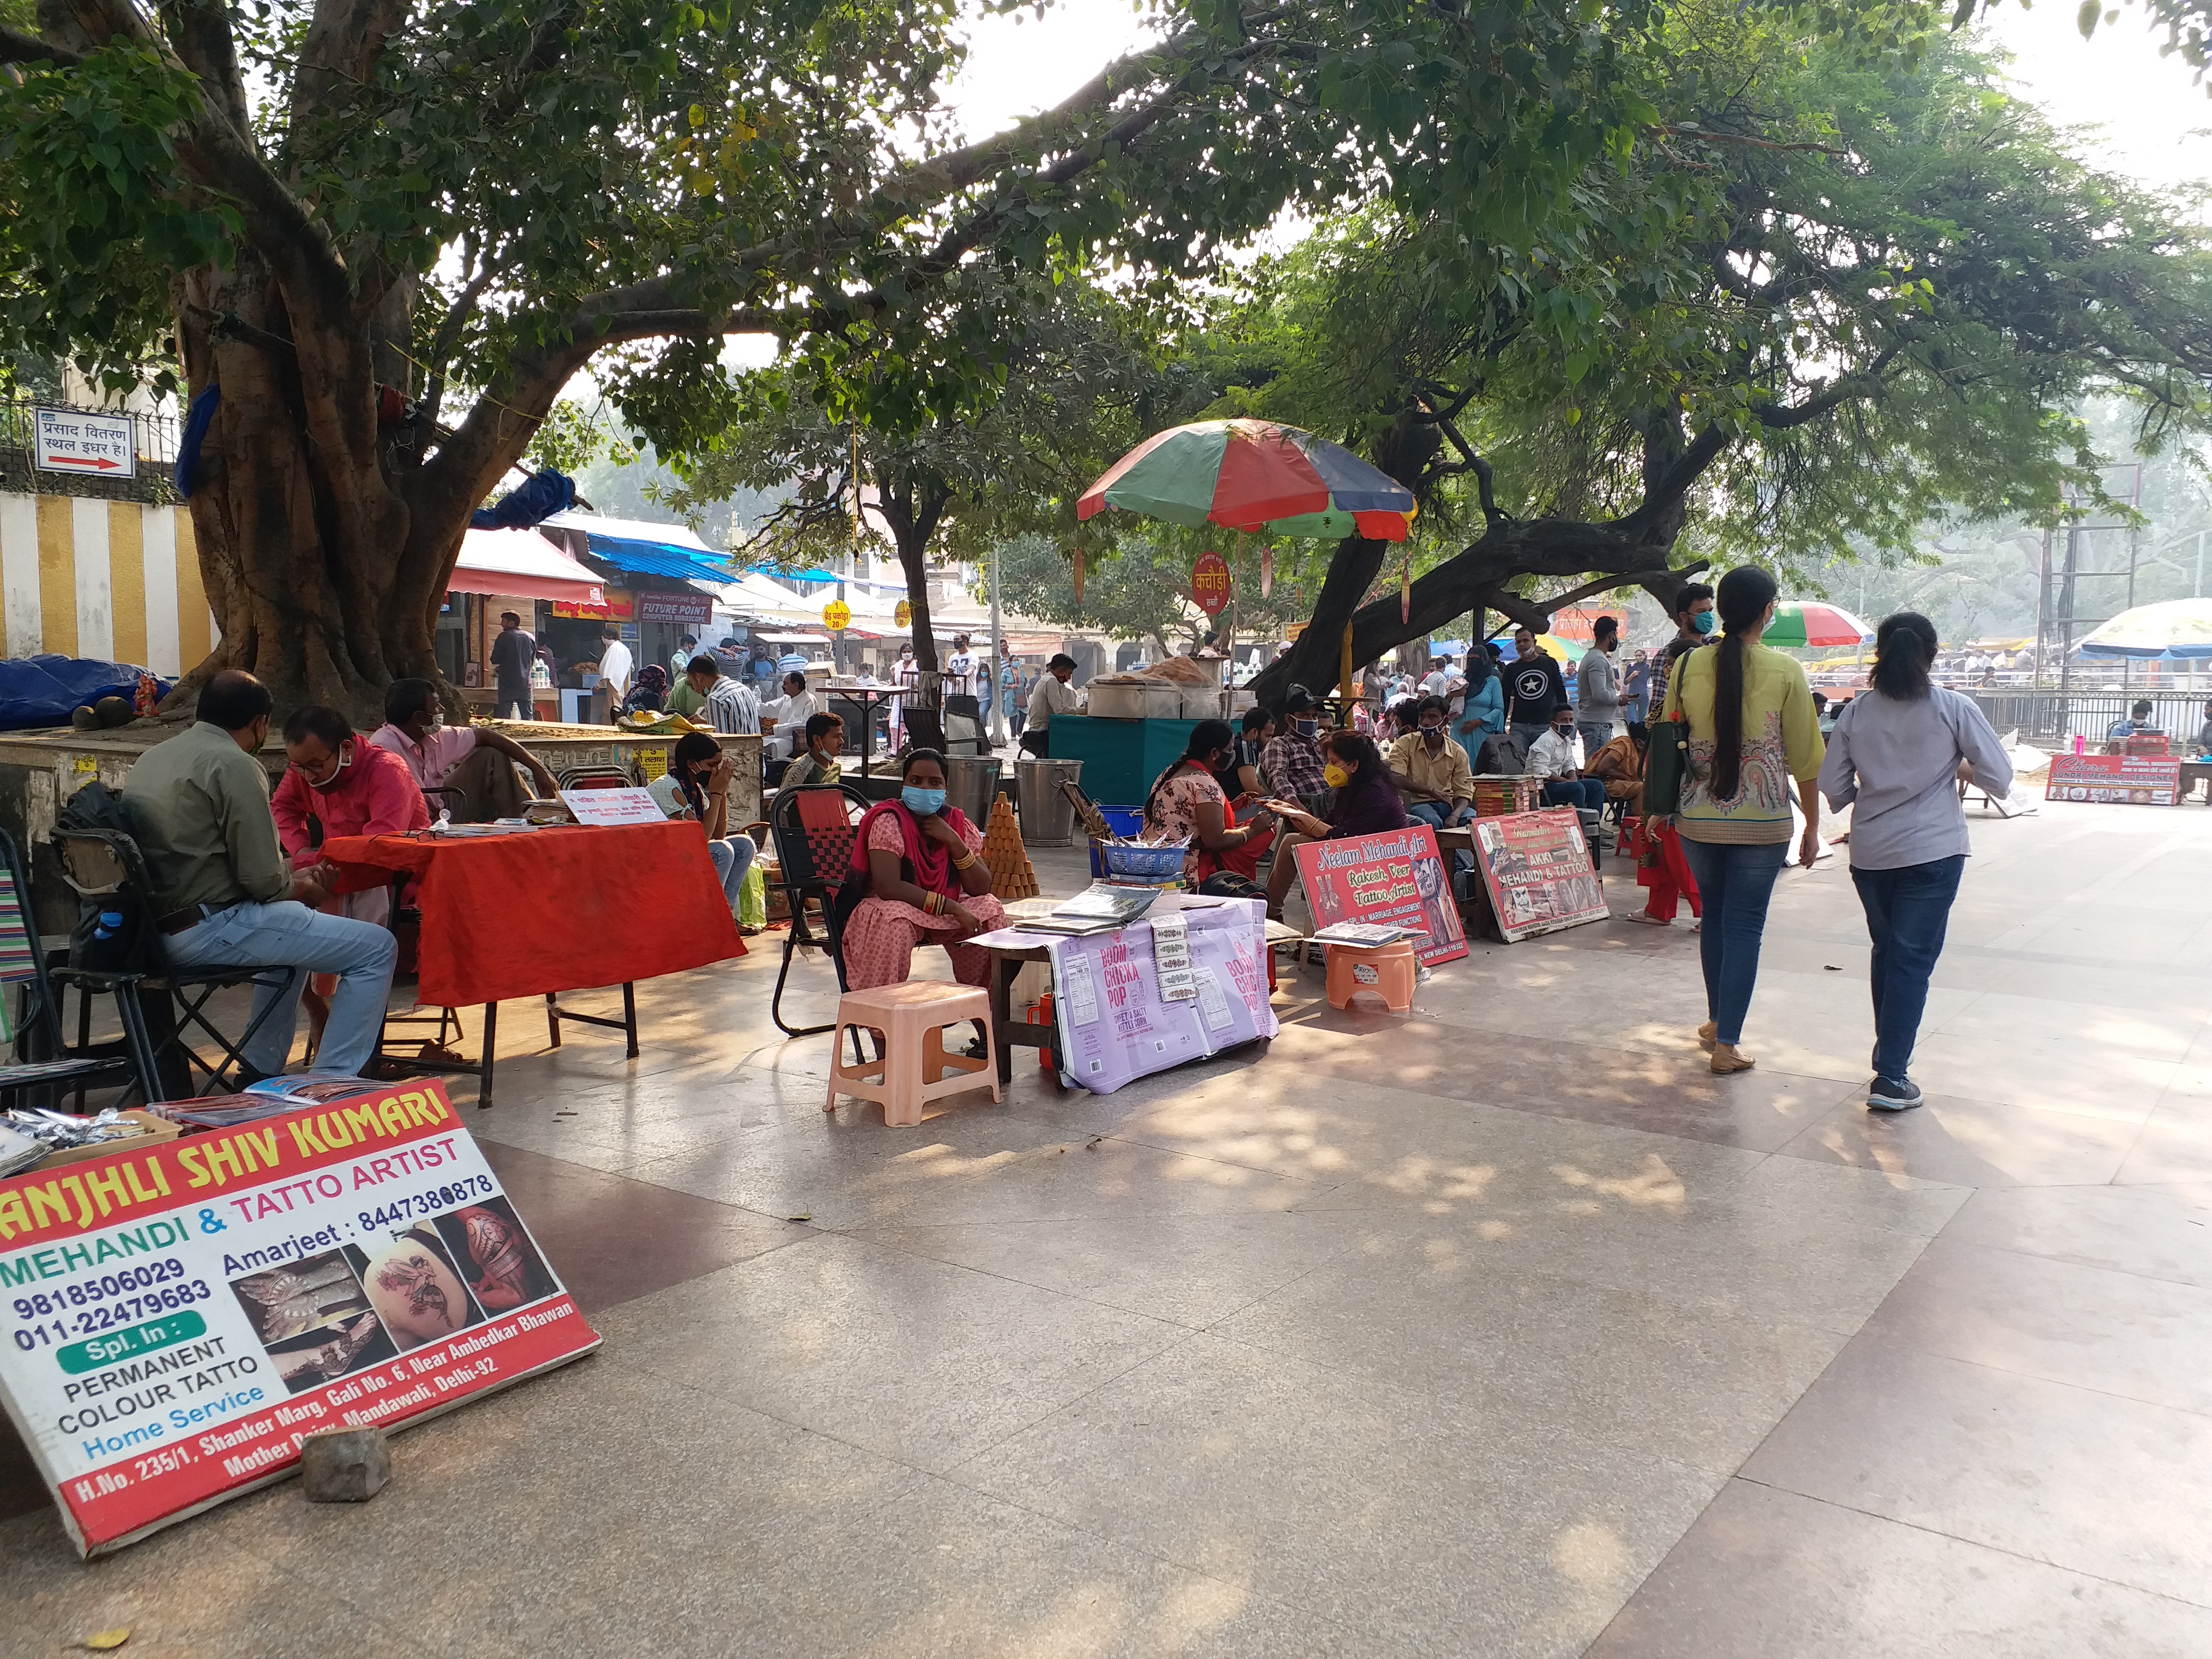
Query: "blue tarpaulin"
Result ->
[[0, 656, 171, 730], [577, 535, 734, 584], [471, 469, 578, 530]]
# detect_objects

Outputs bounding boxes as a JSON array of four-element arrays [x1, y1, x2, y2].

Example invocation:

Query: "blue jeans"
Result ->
[[708, 834, 757, 912], [1406, 800, 1474, 877], [1676, 838, 1788, 1046], [166, 900, 399, 1077], [1540, 777, 1606, 814], [1851, 854, 1966, 1084]]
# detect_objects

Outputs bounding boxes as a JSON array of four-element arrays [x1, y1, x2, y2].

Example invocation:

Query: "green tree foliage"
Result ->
[[655, 276, 1220, 674], [0, 0, 1744, 714], [1244, 13, 2212, 700], [991, 531, 1314, 659]]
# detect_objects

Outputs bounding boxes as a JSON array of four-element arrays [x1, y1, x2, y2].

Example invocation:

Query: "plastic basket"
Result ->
[[1099, 806, 1144, 840]]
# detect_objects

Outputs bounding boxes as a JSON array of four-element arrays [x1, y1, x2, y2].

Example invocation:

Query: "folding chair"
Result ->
[[0, 829, 151, 1107], [769, 783, 872, 1039], [422, 783, 468, 821], [557, 765, 636, 791], [51, 829, 299, 1098]]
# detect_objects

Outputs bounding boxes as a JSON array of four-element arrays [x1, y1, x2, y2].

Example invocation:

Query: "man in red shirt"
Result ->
[[274, 706, 430, 928], [274, 707, 429, 1060]]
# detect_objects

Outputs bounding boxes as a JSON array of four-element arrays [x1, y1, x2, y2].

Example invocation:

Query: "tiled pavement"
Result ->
[[4, 801, 2212, 1655]]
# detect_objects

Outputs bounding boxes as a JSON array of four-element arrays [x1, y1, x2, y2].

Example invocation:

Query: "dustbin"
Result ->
[[1015, 757, 1084, 846], [943, 756, 1002, 828]]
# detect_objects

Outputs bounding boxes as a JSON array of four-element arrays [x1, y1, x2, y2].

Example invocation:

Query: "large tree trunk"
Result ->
[[167, 254, 550, 727]]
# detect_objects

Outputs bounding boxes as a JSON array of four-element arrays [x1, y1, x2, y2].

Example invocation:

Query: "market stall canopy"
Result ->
[[540, 510, 733, 586], [2078, 598, 2212, 659], [1077, 418, 1418, 541], [448, 528, 608, 607], [1767, 601, 1876, 649]]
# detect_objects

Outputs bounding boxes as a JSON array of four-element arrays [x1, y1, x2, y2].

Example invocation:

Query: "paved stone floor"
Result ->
[[4, 798, 2212, 1656]]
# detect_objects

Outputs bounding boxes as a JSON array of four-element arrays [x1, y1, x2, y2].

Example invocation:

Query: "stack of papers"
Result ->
[[1015, 883, 1165, 935], [1310, 921, 1421, 948]]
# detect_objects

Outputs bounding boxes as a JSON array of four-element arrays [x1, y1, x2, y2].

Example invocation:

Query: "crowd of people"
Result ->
[[90, 558, 2021, 1127]]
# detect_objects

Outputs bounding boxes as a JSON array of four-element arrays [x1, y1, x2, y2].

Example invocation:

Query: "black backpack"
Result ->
[[54, 781, 163, 975]]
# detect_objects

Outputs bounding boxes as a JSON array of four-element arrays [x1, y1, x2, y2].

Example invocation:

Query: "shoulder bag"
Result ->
[[1642, 653, 1692, 817]]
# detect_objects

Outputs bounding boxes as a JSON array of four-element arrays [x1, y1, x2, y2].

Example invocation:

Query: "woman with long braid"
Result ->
[[1667, 567, 1826, 1074]]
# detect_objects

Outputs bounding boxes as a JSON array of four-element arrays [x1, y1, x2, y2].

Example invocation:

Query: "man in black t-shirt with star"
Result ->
[[1506, 625, 1568, 753]]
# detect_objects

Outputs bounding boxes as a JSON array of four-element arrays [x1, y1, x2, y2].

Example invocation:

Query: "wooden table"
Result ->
[[977, 896, 1303, 1084]]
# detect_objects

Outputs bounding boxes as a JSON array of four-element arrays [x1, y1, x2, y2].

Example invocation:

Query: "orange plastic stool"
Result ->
[[826, 981, 1000, 1127], [1323, 938, 1418, 1012]]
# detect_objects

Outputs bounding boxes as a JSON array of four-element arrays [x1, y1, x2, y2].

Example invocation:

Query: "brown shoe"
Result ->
[[1710, 1042, 1755, 1074], [1697, 1020, 1718, 1050]]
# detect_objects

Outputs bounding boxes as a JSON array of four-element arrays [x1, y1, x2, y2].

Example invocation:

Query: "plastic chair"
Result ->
[[1323, 938, 1418, 1012], [825, 981, 999, 1126]]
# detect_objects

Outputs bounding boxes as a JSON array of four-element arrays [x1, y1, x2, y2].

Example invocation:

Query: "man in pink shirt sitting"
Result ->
[[367, 677, 557, 820]]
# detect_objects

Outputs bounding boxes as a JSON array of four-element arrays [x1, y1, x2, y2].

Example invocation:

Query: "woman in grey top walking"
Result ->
[[1818, 612, 2013, 1113]]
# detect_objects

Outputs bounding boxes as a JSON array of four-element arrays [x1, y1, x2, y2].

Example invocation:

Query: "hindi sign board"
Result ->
[[558, 786, 666, 827], [1191, 552, 1232, 617], [2045, 751, 2181, 806], [822, 600, 852, 631], [34, 408, 136, 480], [1470, 809, 1607, 942], [1046, 901, 1276, 1094], [1291, 823, 1468, 967], [0, 1081, 598, 1556]]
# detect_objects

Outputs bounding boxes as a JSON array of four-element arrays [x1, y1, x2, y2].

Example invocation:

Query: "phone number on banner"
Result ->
[[12, 1261, 215, 1349]]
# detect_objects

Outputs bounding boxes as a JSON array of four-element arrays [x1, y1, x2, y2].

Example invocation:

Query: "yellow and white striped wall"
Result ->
[[0, 493, 216, 676]]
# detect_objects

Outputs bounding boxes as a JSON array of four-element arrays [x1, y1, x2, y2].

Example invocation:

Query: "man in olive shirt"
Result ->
[[124, 671, 397, 1079]]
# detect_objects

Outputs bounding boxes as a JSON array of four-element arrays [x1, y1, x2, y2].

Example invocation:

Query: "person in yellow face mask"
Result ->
[[1260, 731, 1411, 921]]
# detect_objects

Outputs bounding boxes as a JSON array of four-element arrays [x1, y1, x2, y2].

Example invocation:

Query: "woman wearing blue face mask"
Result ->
[[835, 747, 1006, 992]]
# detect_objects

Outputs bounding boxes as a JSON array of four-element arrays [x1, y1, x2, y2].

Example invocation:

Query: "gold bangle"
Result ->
[[951, 849, 978, 870]]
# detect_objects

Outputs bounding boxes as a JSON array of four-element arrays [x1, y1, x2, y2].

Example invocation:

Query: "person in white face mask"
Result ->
[[368, 677, 558, 819]]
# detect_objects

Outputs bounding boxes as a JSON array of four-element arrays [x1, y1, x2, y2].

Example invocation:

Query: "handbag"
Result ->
[[1642, 654, 1691, 817]]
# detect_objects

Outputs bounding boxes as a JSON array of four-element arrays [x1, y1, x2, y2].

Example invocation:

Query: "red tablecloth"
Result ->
[[321, 822, 742, 1007]]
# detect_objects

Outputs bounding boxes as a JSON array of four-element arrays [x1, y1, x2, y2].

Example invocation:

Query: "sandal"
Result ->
[[1625, 911, 1671, 926]]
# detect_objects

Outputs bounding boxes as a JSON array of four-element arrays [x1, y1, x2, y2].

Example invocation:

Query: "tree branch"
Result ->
[[289, 0, 413, 144], [1431, 410, 1505, 527], [1, 23, 81, 64], [156, 0, 249, 133]]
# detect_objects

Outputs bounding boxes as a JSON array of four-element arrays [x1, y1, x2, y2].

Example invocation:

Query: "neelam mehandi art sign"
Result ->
[[0, 1081, 598, 1556]]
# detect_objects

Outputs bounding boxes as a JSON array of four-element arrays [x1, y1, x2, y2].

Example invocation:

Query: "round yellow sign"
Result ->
[[894, 599, 912, 628], [823, 600, 852, 631]]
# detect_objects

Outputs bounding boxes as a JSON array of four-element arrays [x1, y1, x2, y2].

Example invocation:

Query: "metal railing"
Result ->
[[0, 401, 184, 505], [1965, 688, 2209, 745]]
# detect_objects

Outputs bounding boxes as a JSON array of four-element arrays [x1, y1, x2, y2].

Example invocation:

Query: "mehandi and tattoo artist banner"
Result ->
[[1292, 823, 1469, 967], [0, 1081, 598, 1555], [1470, 808, 1608, 943]]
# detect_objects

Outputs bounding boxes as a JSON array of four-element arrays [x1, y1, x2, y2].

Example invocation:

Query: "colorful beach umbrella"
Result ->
[[1765, 601, 1875, 649], [2078, 598, 2212, 659], [1078, 419, 1418, 542]]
